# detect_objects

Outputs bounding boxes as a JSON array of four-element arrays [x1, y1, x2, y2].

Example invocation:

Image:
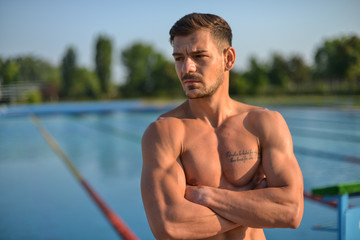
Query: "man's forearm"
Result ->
[[155, 200, 240, 239], [186, 186, 302, 229]]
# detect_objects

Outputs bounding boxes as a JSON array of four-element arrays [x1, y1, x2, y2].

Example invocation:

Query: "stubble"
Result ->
[[184, 70, 224, 99]]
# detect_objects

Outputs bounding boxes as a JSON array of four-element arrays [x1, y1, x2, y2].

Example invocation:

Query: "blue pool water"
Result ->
[[0, 101, 359, 239]]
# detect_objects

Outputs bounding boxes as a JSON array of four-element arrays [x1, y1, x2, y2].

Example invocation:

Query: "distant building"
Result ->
[[0, 82, 41, 103]]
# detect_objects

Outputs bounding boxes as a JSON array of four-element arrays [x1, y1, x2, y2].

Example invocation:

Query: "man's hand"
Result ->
[[185, 174, 268, 206], [185, 186, 208, 206]]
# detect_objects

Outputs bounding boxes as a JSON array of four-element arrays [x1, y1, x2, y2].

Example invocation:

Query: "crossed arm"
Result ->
[[185, 111, 304, 229], [141, 119, 240, 239], [141, 111, 304, 239]]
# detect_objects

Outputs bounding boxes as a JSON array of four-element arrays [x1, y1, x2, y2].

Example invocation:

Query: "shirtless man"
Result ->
[[141, 13, 303, 239]]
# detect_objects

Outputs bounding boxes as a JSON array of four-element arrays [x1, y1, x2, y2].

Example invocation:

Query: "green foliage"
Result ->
[[68, 67, 101, 100], [150, 56, 182, 97], [1, 34, 359, 103], [0, 57, 3, 77], [120, 42, 182, 98], [16, 57, 52, 82], [314, 35, 360, 93], [287, 55, 311, 92], [61, 47, 77, 98], [25, 89, 43, 103], [0, 56, 60, 86], [268, 54, 291, 92], [0, 56, 61, 103], [229, 71, 248, 96], [121, 42, 151, 96], [1, 59, 20, 85], [95, 35, 112, 95], [60, 47, 101, 100], [230, 35, 359, 96], [242, 57, 269, 95]]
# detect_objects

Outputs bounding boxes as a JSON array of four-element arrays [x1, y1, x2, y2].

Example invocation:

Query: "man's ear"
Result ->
[[224, 47, 236, 71]]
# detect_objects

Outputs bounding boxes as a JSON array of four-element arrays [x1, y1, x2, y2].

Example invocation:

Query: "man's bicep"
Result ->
[[262, 147, 301, 188], [141, 121, 185, 214], [141, 155, 186, 219], [260, 111, 302, 188], [141, 127, 181, 236], [141, 126, 186, 205]]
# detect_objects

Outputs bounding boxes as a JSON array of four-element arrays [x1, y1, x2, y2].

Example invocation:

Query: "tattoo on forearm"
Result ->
[[226, 150, 261, 162]]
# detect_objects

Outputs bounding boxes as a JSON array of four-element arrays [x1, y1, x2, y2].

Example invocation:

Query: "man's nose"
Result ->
[[182, 57, 196, 73]]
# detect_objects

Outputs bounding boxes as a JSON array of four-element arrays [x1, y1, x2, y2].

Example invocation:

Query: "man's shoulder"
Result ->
[[144, 116, 184, 137], [159, 101, 189, 119], [142, 103, 188, 144], [142, 106, 186, 159], [244, 106, 287, 136], [246, 107, 282, 122], [148, 115, 185, 133]]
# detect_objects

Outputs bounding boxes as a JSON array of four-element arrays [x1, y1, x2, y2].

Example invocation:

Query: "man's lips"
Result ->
[[183, 79, 200, 84]]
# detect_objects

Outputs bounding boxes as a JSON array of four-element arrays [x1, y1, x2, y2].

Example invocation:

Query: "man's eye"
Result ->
[[194, 55, 205, 59], [174, 57, 184, 62]]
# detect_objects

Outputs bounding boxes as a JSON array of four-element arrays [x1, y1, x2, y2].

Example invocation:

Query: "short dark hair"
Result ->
[[169, 13, 232, 49]]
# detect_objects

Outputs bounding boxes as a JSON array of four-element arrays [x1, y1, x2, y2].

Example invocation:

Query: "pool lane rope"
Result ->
[[30, 114, 139, 240]]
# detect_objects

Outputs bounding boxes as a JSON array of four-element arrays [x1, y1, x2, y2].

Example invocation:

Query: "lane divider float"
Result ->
[[30, 114, 139, 240]]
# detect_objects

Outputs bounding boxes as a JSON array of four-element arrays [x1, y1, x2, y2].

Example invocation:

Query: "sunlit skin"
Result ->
[[141, 29, 304, 239]]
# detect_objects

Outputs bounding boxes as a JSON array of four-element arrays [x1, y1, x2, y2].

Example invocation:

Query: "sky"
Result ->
[[1, 0, 360, 83]]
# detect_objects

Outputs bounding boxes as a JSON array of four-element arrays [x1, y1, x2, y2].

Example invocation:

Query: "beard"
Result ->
[[182, 71, 224, 99]]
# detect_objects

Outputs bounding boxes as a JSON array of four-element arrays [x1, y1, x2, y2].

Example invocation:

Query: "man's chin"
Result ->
[[184, 89, 200, 99], [185, 86, 218, 99], [186, 92, 210, 99]]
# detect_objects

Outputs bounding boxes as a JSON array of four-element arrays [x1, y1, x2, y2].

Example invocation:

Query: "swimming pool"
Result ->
[[0, 101, 359, 239]]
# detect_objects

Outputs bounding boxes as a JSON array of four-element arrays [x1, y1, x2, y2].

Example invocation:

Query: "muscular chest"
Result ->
[[181, 119, 261, 188]]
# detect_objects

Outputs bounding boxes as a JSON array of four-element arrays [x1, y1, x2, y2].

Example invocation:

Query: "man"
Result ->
[[141, 13, 303, 239]]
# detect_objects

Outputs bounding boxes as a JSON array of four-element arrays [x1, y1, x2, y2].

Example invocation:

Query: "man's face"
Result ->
[[172, 30, 225, 99]]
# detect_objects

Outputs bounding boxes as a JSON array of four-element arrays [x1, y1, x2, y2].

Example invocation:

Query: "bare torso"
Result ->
[[161, 102, 267, 239]]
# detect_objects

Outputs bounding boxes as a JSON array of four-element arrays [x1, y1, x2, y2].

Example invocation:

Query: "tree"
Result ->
[[287, 55, 311, 92], [68, 67, 101, 100], [95, 35, 112, 95], [120, 42, 182, 98], [150, 55, 182, 97], [121, 42, 155, 97], [16, 56, 60, 85], [0, 56, 60, 86], [229, 70, 249, 96], [15, 56, 61, 101], [242, 57, 269, 95], [1, 59, 20, 85], [0, 57, 3, 82], [314, 35, 360, 93], [61, 47, 77, 98], [268, 53, 291, 92]]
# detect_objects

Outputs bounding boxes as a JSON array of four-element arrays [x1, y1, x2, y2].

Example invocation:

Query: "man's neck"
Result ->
[[187, 92, 235, 128]]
